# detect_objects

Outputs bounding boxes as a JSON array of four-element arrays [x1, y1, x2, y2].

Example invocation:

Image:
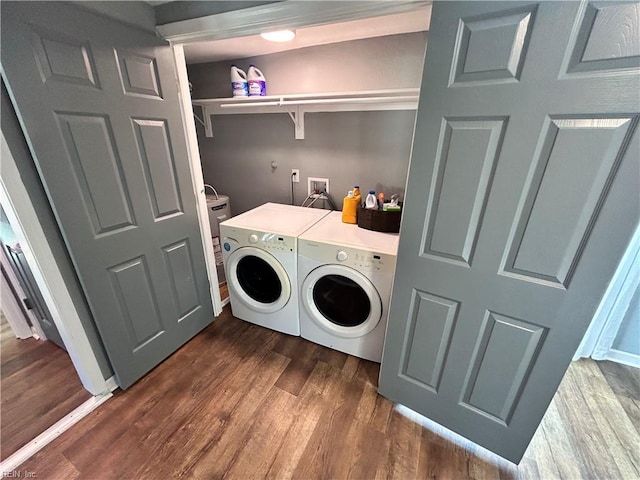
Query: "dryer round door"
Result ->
[[301, 264, 382, 338], [227, 247, 291, 313]]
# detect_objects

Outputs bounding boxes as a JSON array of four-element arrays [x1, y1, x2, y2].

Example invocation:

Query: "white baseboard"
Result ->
[[605, 349, 640, 369], [221, 296, 230, 308], [105, 375, 119, 392], [0, 392, 112, 473]]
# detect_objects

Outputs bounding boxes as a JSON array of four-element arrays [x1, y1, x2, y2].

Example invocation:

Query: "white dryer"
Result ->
[[220, 203, 330, 335], [298, 211, 399, 362]]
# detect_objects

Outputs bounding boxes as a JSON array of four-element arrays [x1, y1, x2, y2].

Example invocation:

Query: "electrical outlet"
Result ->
[[308, 177, 329, 198], [291, 169, 300, 183]]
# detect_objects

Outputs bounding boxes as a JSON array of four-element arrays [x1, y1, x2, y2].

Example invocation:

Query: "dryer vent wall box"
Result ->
[[308, 177, 329, 198]]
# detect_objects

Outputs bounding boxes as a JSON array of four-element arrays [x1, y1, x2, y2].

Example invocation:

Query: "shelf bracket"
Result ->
[[193, 110, 206, 128], [284, 105, 305, 140], [196, 105, 213, 138]]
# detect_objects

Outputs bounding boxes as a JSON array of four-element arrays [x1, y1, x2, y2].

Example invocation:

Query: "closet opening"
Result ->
[[167, 4, 432, 310]]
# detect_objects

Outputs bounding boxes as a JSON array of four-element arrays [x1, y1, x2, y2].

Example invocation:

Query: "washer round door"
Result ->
[[227, 247, 291, 313], [301, 264, 382, 338]]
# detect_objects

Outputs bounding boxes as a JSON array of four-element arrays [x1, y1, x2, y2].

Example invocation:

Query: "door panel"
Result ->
[[504, 116, 635, 286], [379, 1, 640, 463], [109, 256, 164, 350], [1, 2, 214, 388], [31, 27, 100, 88], [566, 1, 640, 74], [116, 50, 163, 98], [56, 113, 136, 234], [423, 118, 507, 266], [163, 239, 202, 319], [450, 5, 536, 85], [460, 312, 545, 425], [132, 119, 183, 219], [401, 291, 459, 391]]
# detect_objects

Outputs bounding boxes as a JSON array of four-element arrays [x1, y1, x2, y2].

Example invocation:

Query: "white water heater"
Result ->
[[206, 194, 231, 284], [206, 194, 231, 238]]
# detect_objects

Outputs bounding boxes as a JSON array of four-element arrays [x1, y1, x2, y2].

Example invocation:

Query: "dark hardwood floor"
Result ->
[[1, 315, 92, 461], [16, 307, 640, 479]]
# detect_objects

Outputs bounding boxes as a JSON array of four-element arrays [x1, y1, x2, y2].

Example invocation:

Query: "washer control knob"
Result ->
[[336, 251, 348, 262], [249, 234, 259, 244]]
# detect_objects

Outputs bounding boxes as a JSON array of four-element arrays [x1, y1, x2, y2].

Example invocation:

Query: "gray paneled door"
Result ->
[[1, 2, 214, 389], [380, 1, 640, 463]]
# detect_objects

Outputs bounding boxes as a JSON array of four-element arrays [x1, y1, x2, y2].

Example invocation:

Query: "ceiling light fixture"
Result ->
[[260, 30, 296, 42]]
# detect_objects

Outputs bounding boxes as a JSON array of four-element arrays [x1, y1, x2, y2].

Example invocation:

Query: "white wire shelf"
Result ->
[[191, 88, 420, 139]]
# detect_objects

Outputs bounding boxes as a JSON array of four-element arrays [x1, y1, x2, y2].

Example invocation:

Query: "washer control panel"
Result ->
[[257, 233, 296, 252], [299, 240, 396, 273], [250, 231, 294, 252], [220, 226, 295, 253], [349, 250, 394, 272]]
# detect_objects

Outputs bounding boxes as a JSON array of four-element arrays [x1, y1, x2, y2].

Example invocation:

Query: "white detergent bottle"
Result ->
[[365, 190, 378, 209], [247, 65, 267, 96], [230, 65, 248, 97]]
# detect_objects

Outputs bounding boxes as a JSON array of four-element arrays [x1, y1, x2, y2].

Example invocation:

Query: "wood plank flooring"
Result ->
[[597, 360, 640, 432], [16, 307, 640, 479], [1, 315, 91, 461]]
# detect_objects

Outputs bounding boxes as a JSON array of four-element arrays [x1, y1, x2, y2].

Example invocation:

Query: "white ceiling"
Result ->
[[182, 6, 431, 64]]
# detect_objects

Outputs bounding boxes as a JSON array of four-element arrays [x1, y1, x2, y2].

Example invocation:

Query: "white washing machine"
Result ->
[[298, 211, 399, 362], [220, 203, 331, 335]]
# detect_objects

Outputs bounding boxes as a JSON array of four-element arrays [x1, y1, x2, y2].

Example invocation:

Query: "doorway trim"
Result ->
[[0, 245, 45, 339], [0, 132, 110, 395], [574, 224, 640, 367], [171, 44, 223, 316], [161, 2, 432, 318], [0, 257, 34, 339], [157, 1, 430, 44]]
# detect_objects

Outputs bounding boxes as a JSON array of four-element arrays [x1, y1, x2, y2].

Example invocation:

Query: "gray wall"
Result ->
[[198, 111, 416, 215], [189, 33, 426, 215], [613, 284, 640, 355], [1, 81, 113, 379], [71, 1, 156, 33], [155, 1, 277, 25], [189, 32, 427, 98]]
